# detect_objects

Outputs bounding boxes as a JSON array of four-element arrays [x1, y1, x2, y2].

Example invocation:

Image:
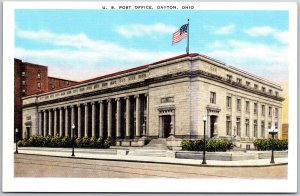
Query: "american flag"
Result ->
[[172, 24, 188, 45]]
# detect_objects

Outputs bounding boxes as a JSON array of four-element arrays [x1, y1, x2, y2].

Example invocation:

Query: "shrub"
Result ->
[[182, 139, 233, 152], [254, 138, 288, 151], [104, 137, 115, 149]]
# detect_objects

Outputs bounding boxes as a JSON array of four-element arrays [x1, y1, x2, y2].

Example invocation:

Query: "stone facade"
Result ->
[[21, 53, 284, 149]]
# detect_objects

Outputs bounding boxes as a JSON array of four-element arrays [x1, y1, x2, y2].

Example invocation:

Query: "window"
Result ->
[[261, 105, 265, 116], [236, 117, 241, 136], [226, 116, 232, 136], [245, 119, 250, 137], [275, 91, 279, 97], [227, 74, 232, 81], [37, 82, 41, 89], [254, 103, 258, 114], [52, 85, 55, 89], [268, 106, 272, 117], [254, 120, 258, 137], [254, 84, 258, 89], [262, 87, 266, 92], [22, 80, 26, 85], [237, 78, 242, 84], [226, 96, 232, 108], [275, 108, 278, 117], [269, 89, 273, 95], [21, 72, 25, 76], [246, 101, 250, 113], [275, 122, 278, 129], [210, 92, 216, 104], [22, 89, 26, 95], [236, 99, 241, 111], [268, 122, 271, 129], [66, 81, 69, 85], [261, 121, 265, 138], [37, 73, 41, 79], [246, 81, 250, 87]]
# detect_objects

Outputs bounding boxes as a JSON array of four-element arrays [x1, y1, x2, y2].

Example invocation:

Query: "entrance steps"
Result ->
[[144, 138, 168, 150], [127, 149, 168, 157]]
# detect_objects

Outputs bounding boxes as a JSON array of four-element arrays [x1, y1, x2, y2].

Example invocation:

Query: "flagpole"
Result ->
[[186, 19, 190, 55]]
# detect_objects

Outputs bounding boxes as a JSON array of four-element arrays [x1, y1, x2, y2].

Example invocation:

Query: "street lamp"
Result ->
[[202, 116, 207, 165], [71, 124, 75, 157], [15, 128, 18, 154], [268, 126, 278, 164]]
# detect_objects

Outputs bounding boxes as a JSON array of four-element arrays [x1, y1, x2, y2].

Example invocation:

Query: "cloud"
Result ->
[[211, 24, 235, 35], [244, 26, 288, 44], [115, 23, 177, 38], [15, 28, 178, 81], [205, 39, 289, 82]]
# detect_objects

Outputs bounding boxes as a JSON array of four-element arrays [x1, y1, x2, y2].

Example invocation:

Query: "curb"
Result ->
[[15, 151, 288, 168]]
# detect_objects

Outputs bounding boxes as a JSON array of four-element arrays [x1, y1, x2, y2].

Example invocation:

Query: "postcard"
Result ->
[[2, 1, 298, 193]]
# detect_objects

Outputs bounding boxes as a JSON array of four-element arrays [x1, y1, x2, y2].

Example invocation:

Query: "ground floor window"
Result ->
[[236, 117, 241, 137], [245, 119, 249, 137], [253, 120, 258, 137], [261, 121, 265, 138], [226, 116, 231, 135]]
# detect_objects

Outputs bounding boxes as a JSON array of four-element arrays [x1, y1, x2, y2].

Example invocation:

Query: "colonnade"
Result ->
[[37, 93, 149, 139]]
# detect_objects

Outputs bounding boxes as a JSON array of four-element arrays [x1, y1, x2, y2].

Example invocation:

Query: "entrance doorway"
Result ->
[[26, 127, 30, 139], [210, 115, 218, 138], [162, 115, 171, 138]]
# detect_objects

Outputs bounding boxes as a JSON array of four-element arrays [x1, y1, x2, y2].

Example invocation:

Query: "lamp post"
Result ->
[[202, 116, 207, 165], [15, 128, 18, 154], [268, 126, 278, 164], [71, 124, 75, 157]]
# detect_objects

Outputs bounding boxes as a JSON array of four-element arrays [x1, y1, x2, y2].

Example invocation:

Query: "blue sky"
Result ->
[[15, 10, 289, 84]]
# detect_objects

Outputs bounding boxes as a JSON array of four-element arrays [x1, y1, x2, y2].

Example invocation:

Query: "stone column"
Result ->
[[159, 116, 163, 138], [91, 102, 96, 137], [65, 106, 69, 137], [43, 110, 47, 137], [99, 100, 104, 137], [54, 108, 57, 136], [59, 108, 63, 136], [84, 103, 88, 137], [48, 109, 52, 136], [145, 93, 149, 136], [107, 99, 112, 138], [135, 95, 141, 138], [77, 104, 82, 138], [125, 96, 131, 138], [116, 98, 121, 138], [71, 105, 75, 138], [38, 111, 42, 136], [170, 114, 175, 136]]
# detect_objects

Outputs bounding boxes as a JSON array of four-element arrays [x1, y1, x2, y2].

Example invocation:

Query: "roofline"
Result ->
[[48, 76, 79, 83]]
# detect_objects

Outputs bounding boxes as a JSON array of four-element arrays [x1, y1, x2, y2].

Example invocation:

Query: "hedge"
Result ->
[[17, 135, 115, 149], [254, 138, 288, 151], [182, 139, 233, 152]]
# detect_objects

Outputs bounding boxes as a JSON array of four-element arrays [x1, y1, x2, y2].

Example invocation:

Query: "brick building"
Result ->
[[14, 58, 77, 140]]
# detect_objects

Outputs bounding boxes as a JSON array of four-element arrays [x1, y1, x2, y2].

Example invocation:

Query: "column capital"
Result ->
[[107, 98, 111, 103], [144, 92, 149, 97], [77, 103, 81, 107], [91, 101, 95, 105], [84, 103, 88, 106], [134, 94, 140, 99], [115, 97, 120, 102], [70, 105, 74, 109], [98, 100, 103, 104], [64, 106, 68, 109], [125, 96, 130, 100], [53, 108, 57, 111]]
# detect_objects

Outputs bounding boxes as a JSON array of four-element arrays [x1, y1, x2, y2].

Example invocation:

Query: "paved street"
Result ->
[[15, 154, 287, 179]]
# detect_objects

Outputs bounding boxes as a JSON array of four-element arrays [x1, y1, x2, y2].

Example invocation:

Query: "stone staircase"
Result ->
[[127, 139, 169, 157], [144, 138, 169, 150]]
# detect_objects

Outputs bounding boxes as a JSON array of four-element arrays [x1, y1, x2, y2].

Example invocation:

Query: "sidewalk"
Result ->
[[14, 146, 288, 167]]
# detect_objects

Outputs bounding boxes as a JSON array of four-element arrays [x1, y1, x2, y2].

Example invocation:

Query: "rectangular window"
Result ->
[[254, 84, 258, 89], [37, 82, 41, 89], [254, 120, 258, 137], [246, 81, 250, 87], [37, 73, 41, 79], [22, 80, 26, 85], [268, 122, 271, 129], [210, 92, 216, 104], [275, 108, 278, 117], [226, 96, 232, 108], [261, 121, 265, 138], [254, 103, 258, 114], [237, 78, 242, 84], [262, 87, 266, 92], [236, 99, 241, 111], [226, 116, 232, 136], [246, 101, 250, 113], [275, 122, 278, 129], [268, 106, 272, 117], [22, 72, 25, 76], [275, 91, 279, 97], [236, 117, 241, 137], [245, 119, 250, 137], [227, 74, 232, 81], [262, 105, 265, 116]]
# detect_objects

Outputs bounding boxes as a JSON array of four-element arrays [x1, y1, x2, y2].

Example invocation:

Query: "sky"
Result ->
[[15, 9, 289, 122]]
